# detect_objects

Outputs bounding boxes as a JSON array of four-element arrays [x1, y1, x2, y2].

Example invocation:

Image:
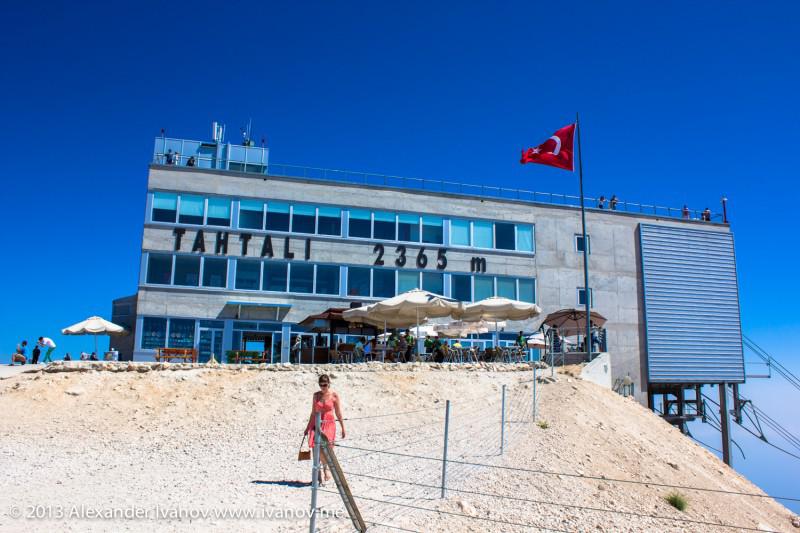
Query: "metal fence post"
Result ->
[[533, 364, 538, 422], [500, 385, 506, 455], [440, 400, 450, 498], [309, 411, 321, 533]]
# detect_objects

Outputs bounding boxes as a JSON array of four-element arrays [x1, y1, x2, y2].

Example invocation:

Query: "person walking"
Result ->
[[38, 337, 56, 363], [304, 374, 345, 485]]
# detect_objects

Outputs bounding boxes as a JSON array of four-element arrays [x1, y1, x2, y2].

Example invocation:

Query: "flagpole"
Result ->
[[576, 113, 592, 361]]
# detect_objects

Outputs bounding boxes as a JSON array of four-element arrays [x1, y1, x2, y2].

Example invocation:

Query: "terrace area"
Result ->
[[154, 136, 728, 223]]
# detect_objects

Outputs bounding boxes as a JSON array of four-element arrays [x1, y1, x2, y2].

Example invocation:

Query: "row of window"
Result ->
[[144, 253, 538, 302], [151, 192, 534, 252]]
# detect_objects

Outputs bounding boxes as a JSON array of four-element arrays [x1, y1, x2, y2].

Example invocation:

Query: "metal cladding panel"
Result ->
[[640, 224, 744, 384]]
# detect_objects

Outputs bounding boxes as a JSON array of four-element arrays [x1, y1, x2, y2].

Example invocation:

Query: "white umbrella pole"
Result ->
[[95, 334, 98, 360], [382, 320, 386, 363], [495, 321, 499, 349]]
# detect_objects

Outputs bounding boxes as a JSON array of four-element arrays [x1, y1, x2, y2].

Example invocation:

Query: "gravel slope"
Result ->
[[0, 362, 795, 532]]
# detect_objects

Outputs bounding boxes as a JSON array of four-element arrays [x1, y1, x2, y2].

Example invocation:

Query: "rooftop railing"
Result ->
[[153, 144, 727, 223]]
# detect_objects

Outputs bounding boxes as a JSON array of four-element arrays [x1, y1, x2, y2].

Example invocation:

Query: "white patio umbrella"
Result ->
[[342, 304, 427, 361], [62, 316, 128, 359], [460, 296, 542, 347], [434, 320, 505, 337], [368, 289, 462, 355]]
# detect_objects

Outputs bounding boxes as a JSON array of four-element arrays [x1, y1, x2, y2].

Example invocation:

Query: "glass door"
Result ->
[[198, 328, 223, 363]]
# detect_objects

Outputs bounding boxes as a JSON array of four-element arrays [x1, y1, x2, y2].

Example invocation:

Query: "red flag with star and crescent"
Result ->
[[520, 124, 575, 171]]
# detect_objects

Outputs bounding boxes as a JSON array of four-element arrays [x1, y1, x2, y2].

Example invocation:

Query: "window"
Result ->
[[292, 204, 316, 234], [373, 268, 395, 297], [290, 263, 314, 293], [316, 265, 340, 295], [397, 271, 419, 293], [152, 193, 177, 222], [451, 219, 471, 247], [174, 256, 201, 286], [374, 212, 396, 240], [451, 274, 471, 302], [347, 267, 371, 296], [266, 202, 290, 231], [516, 225, 534, 252], [474, 275, 494, 301], [398, 214, 420, 242], [473, 220, 493, 248], [263, 262, 288, 292], [202, 257, 227, 288], [575, 234, 591, 254], [495, 222, 515, 250], [178, 195, 204, 225], [146, 254, 173, 285], [168, 318, 195, 348], [207, 197, 231, 226], [235, 259, 261, 290], [497, 277, 516, 299], [519, 279, 535, 303], [422, 216, 443, 244], [422, 272, 444, 295], [141, 317, 167, 349], [239, 200, 264, 230], [317, 207, 341, 236], [578, 287, 593, 307], [349, 209, 371, 238]]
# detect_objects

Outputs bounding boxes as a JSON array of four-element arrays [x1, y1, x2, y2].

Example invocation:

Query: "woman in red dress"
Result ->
[[304, 374, 346, 484]]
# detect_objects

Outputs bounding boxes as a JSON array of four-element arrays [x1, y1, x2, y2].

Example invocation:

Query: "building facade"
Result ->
[[112, 134, 744, 404]]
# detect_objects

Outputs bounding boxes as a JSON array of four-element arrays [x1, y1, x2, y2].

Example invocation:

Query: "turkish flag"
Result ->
[[520, 124, 576, 171]]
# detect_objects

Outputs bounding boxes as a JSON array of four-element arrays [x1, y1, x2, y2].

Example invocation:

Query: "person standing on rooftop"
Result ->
[[609, 195, 618, 210], [682, 205, 690, 219], [597, 196, 606, 209]]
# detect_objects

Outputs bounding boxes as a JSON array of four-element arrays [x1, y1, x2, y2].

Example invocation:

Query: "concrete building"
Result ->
[[113, 131, 744, 405]]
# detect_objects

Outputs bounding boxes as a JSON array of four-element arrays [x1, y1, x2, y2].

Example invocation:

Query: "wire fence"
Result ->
[[305, 369, 797, 533]]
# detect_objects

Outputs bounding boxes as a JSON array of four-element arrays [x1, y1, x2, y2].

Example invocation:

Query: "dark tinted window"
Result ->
[[318, 207, 341, 236], [373, 268, 395, 297], [202, 258, 227, 288], [141, 317, 167, 349], [373, 212, 395, 240], [452, 274, 471, 302], [235, 260, 261, 290], [146, 254, 172, 285], [495, 223, 515, 250], [174, 256, 200, 286], [152, 193, 177, 223], [290, 264, 314, 293], [422, 216, 443, 244], [239, 200, 264, 230], [347, 267, 371, 296], [292, 205, 316, 234], [422, 272, 444, 295], [266, 202, 290, 231], [316, 265, 340, 295], [263, 262, 288, 292], [348, 210, 371, 238]]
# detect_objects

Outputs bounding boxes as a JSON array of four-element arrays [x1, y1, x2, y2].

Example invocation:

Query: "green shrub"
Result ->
[[537, 420, 549, 429], [665, 492, 688, 511]]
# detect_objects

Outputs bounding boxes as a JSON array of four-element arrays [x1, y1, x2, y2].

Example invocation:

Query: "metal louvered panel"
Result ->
[[640, 224, 744, 383]]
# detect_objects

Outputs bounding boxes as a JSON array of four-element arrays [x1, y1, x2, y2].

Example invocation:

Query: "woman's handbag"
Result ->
[[298, 435, 311, 461]]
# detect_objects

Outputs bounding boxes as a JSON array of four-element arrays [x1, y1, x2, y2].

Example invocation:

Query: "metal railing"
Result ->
[[153, 151, 726, 223]]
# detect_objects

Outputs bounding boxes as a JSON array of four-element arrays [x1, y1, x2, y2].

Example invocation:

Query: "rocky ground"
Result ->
[[0, 361, 797, 532]]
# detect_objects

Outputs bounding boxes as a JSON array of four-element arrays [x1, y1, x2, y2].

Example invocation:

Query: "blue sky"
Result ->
[[1, 0, 799, 513]]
